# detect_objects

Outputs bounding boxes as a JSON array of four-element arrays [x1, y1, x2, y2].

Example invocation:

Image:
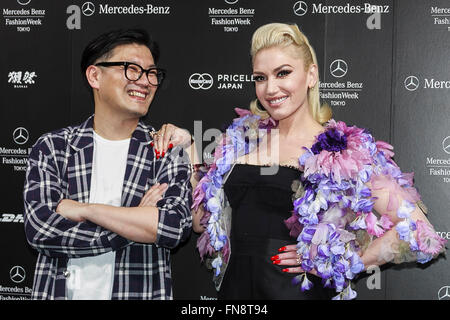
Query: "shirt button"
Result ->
[[63, 270, 70, 278]]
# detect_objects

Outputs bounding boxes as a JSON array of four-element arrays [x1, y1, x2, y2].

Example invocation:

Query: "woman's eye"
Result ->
[[252, 75, 266, 82], [277, 70, 291, 78]]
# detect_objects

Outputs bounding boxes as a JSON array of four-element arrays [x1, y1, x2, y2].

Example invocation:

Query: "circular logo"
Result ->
[[82, 2, 95, 16], [330, 59, 348, 78], [10, 266, 26, 284], [438, 286, 450, 300], [293, 1, 308, 16], [17, 0, 31, 5], [443, 137, 450, 155], [225, 0, 239, 4], [13, 127, 29, 145], [189, 73, 214, 90], [404, 75, 419, 91]]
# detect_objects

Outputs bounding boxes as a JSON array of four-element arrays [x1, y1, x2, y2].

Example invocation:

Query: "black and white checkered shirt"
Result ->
[[23, 115, 192, 299]]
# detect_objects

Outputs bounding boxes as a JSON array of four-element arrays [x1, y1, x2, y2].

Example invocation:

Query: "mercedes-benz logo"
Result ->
[[10, 266, 26, 284], [404, 75, 419, 92], [82, 2, 95, 17], [443, 137, 450, 155], [438, 286, 450, 300], [17, 0, 31, 5], [189, 73, 214, 90], [13, 127, 29, 145], [225, 0, 239, 4], [330, 59, 348, 78], [293, 1, 308, 16]]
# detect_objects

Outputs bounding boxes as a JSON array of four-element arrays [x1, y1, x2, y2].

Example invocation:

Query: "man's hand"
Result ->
[[139, 183, 168, 207], [56, 199, 88, 222]]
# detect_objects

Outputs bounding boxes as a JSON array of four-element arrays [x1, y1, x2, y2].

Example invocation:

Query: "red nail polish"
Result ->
[[273, 259, 281, 265], [155, 149, 160, 154], [270, 255, 279, 261], [168, 143, 173, 149], [162, 151, 165, 157], [149, 142, 154, 147], [278, 246, 287, 252], [282, 268, 289, 272], [156, 155, 160, 159]]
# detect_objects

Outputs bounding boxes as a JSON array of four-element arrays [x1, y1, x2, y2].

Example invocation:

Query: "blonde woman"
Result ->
[[153, 23, 445, 300]]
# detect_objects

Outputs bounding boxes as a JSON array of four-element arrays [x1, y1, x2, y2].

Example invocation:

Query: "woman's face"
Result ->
[[252, 45, 317, 121]]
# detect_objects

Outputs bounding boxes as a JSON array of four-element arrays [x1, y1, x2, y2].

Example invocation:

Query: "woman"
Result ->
[[152, 23, 446, 300]]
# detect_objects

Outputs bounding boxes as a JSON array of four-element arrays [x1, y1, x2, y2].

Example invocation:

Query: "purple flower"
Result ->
[[311, 128, 348, 154], [300, 274, 314, 291], [317, 244, 331, 258], [395, 220, 411, 241], [300, 227, 316, 243], [317, 261, 333, 278], [397, 200, 415, 219]]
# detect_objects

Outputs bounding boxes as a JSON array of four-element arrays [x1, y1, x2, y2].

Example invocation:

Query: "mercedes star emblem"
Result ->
[[13, 127, 29, 145], [330, 59, 348, 78], [442, 136, 450, 155], [438, 286, 450, 300], [293, 1, 308, 16], [17, 0, 32, 5], [82, 2, 95, 16], [404, 75, 420, 91], [10, 266, 26, 284]]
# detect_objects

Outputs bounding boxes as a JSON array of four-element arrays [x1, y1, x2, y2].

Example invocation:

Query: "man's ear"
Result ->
[[86, 65, 101, 90]]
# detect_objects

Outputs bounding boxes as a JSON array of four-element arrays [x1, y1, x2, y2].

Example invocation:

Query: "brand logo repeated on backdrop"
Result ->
[[9, 266, 26, 284], [292, 1, 387, 29], [7, 71, 37, 89], [431, 6, 450, 32], [0, 128, 31, 173], [189, 72, 254, 90], [208, 0, 255, 33], [189, 73, 214, 90], [404, 75, 450, 91], [0, 213, 24, 223], [2, 0, 46, 32], [292, 1, 389, 15], [0, 266, 32, 300], [438, 286, 450, 300], [319, 59, 363, 107], [425, 137, 450, 184], [66, 2, 171, 30]]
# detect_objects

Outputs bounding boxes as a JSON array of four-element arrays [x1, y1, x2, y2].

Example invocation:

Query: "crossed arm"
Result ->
[[56, 183, 168, 243], [24, 137, 192, 258]]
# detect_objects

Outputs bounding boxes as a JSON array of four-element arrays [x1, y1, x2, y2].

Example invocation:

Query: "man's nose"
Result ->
[[134, 73, 152, 87]]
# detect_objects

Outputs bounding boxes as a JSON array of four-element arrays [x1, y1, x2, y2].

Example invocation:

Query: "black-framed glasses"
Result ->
[[95, 61, 166, 86]]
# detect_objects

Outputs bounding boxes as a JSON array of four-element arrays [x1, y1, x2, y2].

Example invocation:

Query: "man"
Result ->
[[23, 29, 192, 300]]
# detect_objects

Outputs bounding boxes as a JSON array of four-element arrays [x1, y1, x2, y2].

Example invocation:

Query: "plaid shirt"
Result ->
[[23, 115, 192, 300]]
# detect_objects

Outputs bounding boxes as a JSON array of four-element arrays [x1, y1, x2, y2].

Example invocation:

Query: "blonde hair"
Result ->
[[249, 23, 332, 124]]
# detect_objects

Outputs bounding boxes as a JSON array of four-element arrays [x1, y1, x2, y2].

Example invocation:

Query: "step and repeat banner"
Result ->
[[0, 0, 449, 300]]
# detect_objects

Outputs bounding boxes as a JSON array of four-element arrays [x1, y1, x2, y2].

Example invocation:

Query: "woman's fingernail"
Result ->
[[150, 142, 154, 147], [156, 155, 160, 159], [278, 246, 287, 252], [273, 259, 281, 265], [155, 149, 160, 154], [168, 143, 173, 149], [162, 151, 165, 157], [270, 255, 279, 261], [282, 268, 289, 272]]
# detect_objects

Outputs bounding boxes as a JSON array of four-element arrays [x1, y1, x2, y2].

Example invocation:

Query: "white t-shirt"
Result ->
[[66, 131, 130, 300]]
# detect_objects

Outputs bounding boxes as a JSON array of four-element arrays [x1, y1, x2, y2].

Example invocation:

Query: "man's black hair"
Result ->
[[80, 28, 160, 91]]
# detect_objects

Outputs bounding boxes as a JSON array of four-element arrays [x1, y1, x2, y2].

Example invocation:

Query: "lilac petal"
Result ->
[[300, 274, 314, 292]]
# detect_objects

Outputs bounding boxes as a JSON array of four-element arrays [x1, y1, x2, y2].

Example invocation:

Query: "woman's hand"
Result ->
[[139, 183, 168, 207], [151, 123, 192, 158], [271, 244, 318, 276]]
